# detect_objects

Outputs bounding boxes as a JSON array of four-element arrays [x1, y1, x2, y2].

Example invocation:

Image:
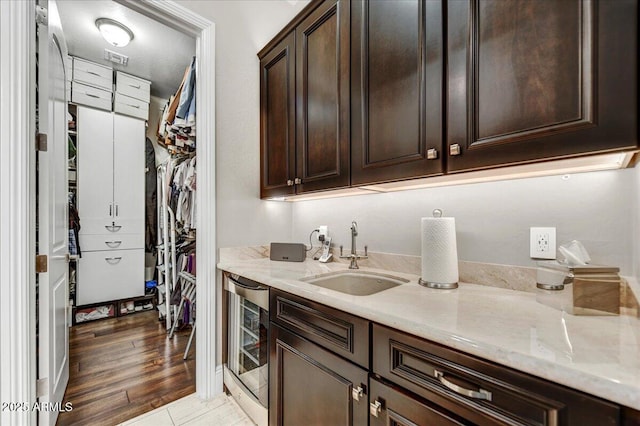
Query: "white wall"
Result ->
[[177, 0, 309, 248], [292, 168, 637, 275]]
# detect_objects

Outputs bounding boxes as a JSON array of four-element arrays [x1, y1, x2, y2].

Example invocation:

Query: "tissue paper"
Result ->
[[557, 240, 591, 265]]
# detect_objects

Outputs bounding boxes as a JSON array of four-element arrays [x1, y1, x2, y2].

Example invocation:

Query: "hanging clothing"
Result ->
[[145, 138, 157, 252], [68, 192, 81, 257]]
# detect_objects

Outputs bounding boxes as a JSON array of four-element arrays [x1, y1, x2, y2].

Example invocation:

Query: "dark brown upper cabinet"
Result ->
[[446, 0, 638, 173], [295, 0, 350, 193], [260, 32, 296, 198], [259, 0, 349, 198], [351, 0, 444, 185]]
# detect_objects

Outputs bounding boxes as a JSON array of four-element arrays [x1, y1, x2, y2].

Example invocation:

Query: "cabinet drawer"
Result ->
[[114, 93, 149, 120], [73, 58, 112, 91], [79, 233, 143, 252], [116, 72, 151, 103], [77, 249, 144, 306], [78, 217, 143, 237], [373, 324, 620, 426], [370, 378, 465, 426], [270, 288, 369, 368], [72, 82, 112, 111]]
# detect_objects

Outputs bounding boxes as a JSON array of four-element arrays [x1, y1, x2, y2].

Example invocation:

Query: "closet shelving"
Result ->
[[155, 57, 197, 342]]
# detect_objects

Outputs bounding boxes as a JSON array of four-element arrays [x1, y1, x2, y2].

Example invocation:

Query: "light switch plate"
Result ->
[[530, 227, 556, 259]]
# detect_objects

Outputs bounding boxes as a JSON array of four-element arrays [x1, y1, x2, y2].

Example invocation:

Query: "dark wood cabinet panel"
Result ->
[[296, 0, 350, 193], [373, 324, 621, 426], [260, 32, 296, 198], [270, 288, 370, 368], [351, 0, 443, 185], [269, 323, 369, 426], [369, 378, 465, 426], [447, 0, 638, 172]]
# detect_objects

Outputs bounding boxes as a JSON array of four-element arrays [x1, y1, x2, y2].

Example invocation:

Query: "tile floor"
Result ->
[[118, 393, 255, 426]]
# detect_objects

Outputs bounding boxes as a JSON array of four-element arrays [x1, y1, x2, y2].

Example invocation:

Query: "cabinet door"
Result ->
[[77, 249, 144, 305], [77, 106, 114, 235], [269, 323, 369, 426], [447, 0, 638, 172], [295, 0, 350, 193], [369, 378, 464, 426], [260, 32, 296, 199], [351, 0, 443, 185], [113, 114, 145, 234]]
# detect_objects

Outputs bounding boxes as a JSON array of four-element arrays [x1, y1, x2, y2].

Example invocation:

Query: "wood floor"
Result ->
[[57, 311, 196, 426]]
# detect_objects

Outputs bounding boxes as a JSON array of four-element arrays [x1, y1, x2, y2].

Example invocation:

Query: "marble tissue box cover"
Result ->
[[218, 245, 639, 317]]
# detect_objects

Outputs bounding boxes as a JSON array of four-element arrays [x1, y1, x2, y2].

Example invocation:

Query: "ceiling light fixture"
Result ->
[[95, 18, 134, 47]]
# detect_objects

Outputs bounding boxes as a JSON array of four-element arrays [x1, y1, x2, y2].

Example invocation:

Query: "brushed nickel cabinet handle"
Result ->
[[105, 257, 122, 264], [370, 400, 382, 417], [128, 84, 141, 89], [86, 93, 100, 99], [427, 148, 438, 160], [105, 224, 122, 232], [294, 177, 302, 184], [434, 369, 492, 401], [286, 179, 294, 186], [126, 104, 140, 109], [352, 385, 364, 402], [449, 144, 461, 156]]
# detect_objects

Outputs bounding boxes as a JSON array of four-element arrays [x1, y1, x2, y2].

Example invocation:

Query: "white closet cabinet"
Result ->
[[77, 106, 145, 306]]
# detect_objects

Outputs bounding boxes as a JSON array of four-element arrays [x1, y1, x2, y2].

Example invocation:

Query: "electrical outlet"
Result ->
[[318, 225, 328, 242], [530, 227, 556, 259]]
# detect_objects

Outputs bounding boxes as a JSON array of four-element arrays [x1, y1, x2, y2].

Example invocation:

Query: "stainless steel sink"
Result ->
[[302, 270, 409, 296]]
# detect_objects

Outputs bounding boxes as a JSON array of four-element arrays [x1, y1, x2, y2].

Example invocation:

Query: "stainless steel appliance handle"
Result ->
[[225, 275, 269, 310]]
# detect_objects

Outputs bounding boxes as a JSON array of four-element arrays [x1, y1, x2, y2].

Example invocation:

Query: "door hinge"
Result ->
[[35, 6, 48, 26], [36, 378, 48, 397], [36, 255, 48, 273], [36, 133, 48, 152]]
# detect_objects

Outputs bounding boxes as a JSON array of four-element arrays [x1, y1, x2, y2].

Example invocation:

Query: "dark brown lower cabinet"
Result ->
[[373, 324, 621, 426], [369, 377, 465, 426], [269, 323, 369, 426]]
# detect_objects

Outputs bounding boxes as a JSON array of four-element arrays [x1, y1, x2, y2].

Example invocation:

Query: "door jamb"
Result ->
[[0, 1, 38, 424]]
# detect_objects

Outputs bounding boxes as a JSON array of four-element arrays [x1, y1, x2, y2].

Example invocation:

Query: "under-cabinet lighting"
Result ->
[[275, 152, 636, 202], [360, 152, 636, 193]]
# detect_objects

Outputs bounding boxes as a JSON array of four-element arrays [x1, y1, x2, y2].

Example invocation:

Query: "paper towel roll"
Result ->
[[421, 215, 459, 287]]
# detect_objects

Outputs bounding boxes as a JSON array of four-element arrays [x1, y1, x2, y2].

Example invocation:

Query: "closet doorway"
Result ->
[[49, 1, 216, 424]]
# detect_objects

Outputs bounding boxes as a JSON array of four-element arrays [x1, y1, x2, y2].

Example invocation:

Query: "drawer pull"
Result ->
[[105, 240, 122, 248], [86, 71, 102, 77], [352, 385, 364, 402], [434, 370, 492, 401], [128, 84, 141, 89], [105, 224, 122, 232], [85, 92, 100, 99], [105, 257, 122, 264], [370, 399, 382, 417], [126, 104, 140, 109]]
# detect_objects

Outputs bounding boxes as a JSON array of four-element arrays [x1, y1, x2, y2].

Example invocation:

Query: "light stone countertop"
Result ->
[[217, 257, 640, 410]]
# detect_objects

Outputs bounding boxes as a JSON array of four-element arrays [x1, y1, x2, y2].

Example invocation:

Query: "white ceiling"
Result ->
[[57, 0, 196, 99]]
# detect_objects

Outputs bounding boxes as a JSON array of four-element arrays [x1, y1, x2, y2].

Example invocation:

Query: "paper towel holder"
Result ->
[[419, 209, 459, 289], [418, 278, 458, 289]]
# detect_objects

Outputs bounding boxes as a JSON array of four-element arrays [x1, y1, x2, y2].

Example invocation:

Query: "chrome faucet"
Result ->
[[340, 221, 368, 269]]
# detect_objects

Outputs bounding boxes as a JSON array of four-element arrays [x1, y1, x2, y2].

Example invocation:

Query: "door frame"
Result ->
[[0, 1, 218, 424]]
